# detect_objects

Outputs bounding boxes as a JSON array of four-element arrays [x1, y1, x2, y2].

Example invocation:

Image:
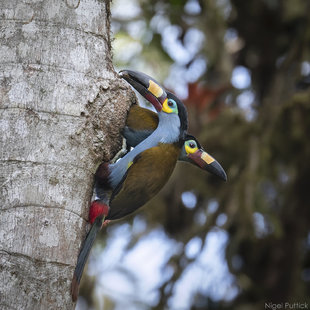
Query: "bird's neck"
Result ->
[[157, 112, 181, 144]]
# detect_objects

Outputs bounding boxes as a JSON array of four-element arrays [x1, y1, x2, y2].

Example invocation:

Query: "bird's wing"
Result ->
[[126, 105, 158, 131], [107, 144, 180, 220], [123, 105, 159, 147]]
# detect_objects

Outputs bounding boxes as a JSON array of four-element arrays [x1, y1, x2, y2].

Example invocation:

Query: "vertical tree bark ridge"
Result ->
[[0, 0, 131, 309]]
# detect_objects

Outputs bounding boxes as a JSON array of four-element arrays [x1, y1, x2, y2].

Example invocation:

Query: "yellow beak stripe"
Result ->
[[148, 80, 163, 98], [201, 152, 215, 164]]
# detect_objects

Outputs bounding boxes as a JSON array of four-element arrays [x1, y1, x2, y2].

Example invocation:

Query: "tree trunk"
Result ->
[[0, 0, 131, 308]]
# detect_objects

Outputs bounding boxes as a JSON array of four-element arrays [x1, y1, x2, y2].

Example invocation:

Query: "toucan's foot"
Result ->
[[111, 137, 128, 162], [89, 200, 109, 224], [102, 220, 111, 228]]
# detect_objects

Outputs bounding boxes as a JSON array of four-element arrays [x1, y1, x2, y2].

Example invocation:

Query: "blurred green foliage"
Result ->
[[79, 0, 310, 309]]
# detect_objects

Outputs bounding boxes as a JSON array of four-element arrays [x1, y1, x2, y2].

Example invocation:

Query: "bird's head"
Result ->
[[119, 69, 188, 138], [181, 135, 227, 181]]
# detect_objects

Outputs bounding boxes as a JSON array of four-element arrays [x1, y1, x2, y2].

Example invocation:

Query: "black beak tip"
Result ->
[[119, 70, 129, 79], [220, 170, 228, 182], [207, 160, 227, 181], [215, 162, 227, 182], [118, 69, 150, 89]]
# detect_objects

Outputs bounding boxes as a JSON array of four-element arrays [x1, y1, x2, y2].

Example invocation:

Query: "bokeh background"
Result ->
[[77, 0, 310, 309]]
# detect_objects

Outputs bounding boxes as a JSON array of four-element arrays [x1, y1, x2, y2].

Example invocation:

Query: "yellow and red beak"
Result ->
[[119, 69, 167, 112], [188, 150, 227, 181]]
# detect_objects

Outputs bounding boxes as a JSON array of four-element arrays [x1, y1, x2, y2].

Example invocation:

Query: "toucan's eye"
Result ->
[[168, 100, 174, 107], [185, 140, 198, 154]]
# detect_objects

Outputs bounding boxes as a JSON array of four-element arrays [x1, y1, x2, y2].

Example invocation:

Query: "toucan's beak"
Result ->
[[119, 70, 167, 112], [189, 150, 227, 181]]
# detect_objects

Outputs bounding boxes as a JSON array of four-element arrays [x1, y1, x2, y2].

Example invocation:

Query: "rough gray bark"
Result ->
[[0, 0, 132, 309]]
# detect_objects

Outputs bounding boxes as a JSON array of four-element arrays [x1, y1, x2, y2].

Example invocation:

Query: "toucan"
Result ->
[[94, 132, 226, 205], [71, 70, 227, 300], [94, 70, 226, 220]]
